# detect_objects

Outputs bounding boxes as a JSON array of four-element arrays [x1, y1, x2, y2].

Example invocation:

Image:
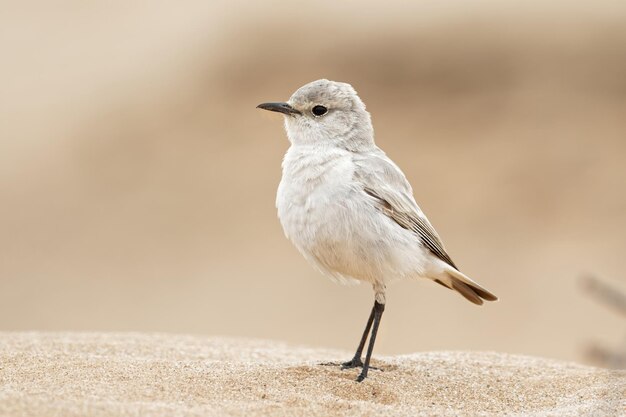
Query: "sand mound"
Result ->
[[0, 333, 623, 416]]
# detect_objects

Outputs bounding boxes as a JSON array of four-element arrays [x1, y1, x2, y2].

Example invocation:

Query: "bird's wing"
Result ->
[[353, 151, 457, 269]]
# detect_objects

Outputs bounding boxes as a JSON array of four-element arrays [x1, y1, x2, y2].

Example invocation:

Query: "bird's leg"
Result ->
[[341, 303, 376, 369], [356, 301, 385, 382]]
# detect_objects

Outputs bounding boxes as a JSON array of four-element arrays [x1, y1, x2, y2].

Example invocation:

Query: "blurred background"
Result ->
[[1, 1, 625, 366]]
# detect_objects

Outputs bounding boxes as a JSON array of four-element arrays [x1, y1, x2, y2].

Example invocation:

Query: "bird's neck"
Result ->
[[285, 115, 375, 152]]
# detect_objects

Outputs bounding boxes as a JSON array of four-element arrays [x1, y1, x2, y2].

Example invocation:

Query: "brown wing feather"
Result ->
[[363, 187, 457, 269]]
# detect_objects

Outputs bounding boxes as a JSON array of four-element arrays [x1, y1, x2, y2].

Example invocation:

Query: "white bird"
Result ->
[[257, 79, 497, 382]]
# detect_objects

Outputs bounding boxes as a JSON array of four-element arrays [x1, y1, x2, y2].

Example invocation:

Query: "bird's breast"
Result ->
[[276, 146, 427, 284], [277, 147, 382, 279], [277, 147, 354, 240]]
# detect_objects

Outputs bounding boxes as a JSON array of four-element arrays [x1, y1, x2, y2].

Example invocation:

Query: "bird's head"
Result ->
[[257, 79, 374, 151]]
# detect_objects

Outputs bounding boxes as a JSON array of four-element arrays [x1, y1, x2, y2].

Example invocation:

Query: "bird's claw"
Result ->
[[341, 358, 364, 369]]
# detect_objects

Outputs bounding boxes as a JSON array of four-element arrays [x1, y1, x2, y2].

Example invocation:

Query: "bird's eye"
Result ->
[[312, 105, 328, 116]]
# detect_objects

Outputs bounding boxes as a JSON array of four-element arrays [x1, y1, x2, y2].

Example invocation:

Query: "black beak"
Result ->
[[256, 102, 301, 116]]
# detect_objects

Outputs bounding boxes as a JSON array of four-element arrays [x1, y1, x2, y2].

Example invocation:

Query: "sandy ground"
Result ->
[[0, 333, 623, 417]]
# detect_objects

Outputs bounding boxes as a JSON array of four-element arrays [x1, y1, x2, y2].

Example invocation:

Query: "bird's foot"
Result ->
[[320, 358, 364, 368], [341, 357, 364, 369], [321, 358, 380, 382]]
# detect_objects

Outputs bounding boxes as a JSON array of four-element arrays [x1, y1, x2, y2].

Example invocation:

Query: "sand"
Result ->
[[0, 333, 623, 416]]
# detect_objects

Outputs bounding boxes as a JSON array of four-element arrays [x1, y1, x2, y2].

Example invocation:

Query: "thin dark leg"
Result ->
[[341, 303, 376, 369], [356, 301, 385, 382]]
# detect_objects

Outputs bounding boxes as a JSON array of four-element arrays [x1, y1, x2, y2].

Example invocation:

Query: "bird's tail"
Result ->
[[433, 267, 498, 305]]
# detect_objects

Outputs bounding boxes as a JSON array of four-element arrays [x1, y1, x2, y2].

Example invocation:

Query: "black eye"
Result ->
[[312, 105, 328, 116]]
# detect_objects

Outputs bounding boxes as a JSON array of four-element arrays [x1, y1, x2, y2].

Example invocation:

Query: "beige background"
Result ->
[[1, 1, 625, 364]]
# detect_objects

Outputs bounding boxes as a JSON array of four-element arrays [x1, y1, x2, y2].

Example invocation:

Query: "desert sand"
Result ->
[[0, 333, 623, 417]]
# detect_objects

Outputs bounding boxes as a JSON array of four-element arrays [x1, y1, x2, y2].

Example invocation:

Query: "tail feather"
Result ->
[[435, 267, 498, 305], [450, 279, 483, 305]]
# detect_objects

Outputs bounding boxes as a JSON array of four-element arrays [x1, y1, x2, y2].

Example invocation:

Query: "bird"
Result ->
[[257, 79, 498, 382]]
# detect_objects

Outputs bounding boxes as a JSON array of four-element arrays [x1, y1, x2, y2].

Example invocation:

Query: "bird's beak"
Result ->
[[256, 102, 301, 116]]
